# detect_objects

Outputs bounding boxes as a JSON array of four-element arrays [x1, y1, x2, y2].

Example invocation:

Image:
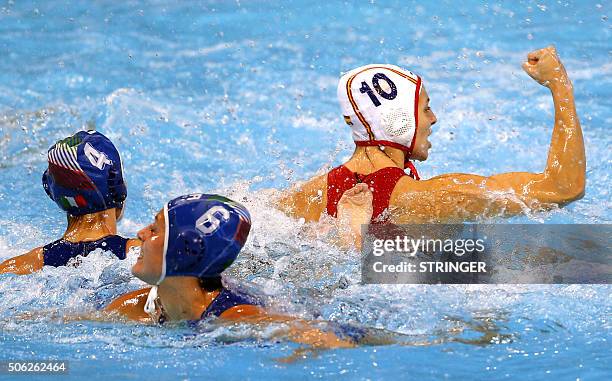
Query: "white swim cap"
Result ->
[[337, 64, 422, 155]]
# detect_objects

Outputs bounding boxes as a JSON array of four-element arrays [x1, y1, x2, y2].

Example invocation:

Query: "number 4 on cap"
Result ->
[[84, 143, 112, 170]]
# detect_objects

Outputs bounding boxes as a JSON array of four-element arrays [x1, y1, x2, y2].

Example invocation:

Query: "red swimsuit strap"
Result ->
[[326, 165, 408, 223], [326, 165, 357, 218]]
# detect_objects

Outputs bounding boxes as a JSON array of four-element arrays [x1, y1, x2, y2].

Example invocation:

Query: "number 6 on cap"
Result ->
[[196, 206, 230, 235]]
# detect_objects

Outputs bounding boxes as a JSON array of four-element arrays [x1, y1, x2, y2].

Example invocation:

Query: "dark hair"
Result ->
[[199, 276, 222, 291]]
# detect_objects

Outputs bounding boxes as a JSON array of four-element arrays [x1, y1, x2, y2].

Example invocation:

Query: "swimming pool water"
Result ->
[[0, 1, 610, 380]]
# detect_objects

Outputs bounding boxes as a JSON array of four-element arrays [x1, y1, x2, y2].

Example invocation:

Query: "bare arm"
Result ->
[[0, 247, 44, 275], [277, 174, 328, 222], [103, 287, 153, 323], [0, 237, 141, 276], [391, 46, 585, 222], [104, 290, 353, 348], [15, 290, 152, 323], [219, 307, 354, 349]]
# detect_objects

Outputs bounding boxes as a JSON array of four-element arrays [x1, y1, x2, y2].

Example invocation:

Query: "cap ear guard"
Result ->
[[176, 230, 206, 258], [42, 170, 52, 199], [107, 166, 127, 206], [382, 108, 415, 139], [162, 229, 207, 277]]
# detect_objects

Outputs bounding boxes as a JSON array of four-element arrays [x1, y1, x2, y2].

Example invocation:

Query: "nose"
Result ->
[[430, 111, 437, 126]]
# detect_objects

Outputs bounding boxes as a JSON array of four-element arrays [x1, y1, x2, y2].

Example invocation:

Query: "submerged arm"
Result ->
[[103, 287, 153, 323], [219, 307, 355, 349]]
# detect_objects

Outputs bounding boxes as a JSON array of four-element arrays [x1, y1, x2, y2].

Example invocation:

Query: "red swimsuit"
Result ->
[[326, 165, 417, 223]]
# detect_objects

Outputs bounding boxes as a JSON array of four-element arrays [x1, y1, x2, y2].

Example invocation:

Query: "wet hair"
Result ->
[[199, 276, 223, 292]]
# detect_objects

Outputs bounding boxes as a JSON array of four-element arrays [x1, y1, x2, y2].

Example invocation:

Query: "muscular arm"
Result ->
[[277, 174, 328, 222], [0, 247, 44, 275], [391, 46, 585, 222]]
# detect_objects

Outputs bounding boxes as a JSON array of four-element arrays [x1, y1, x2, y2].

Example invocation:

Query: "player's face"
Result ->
[[132, 209, 165, 284], [410, 87, 437, 161]]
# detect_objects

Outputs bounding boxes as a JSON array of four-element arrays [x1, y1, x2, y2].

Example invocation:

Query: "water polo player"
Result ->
[[104, 193, 368, 349], [279, 46, 585, 223], [0, 130, 139, 275]]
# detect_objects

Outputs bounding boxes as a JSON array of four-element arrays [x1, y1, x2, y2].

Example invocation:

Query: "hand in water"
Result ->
[[337, 183, 374, 249], [522, 45, 571, 88]]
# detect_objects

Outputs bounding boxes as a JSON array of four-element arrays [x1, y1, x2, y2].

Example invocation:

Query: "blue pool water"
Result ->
[[0, 0, 610, 380]]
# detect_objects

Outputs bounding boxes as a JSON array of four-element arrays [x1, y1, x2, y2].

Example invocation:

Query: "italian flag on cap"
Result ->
[[60, 195, 88, 209]]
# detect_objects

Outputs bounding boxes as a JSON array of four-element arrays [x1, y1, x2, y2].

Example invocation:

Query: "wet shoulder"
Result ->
[[42, 235, 130, 267], [203, 280, 268, 319], [283, 172, 328, 222], [389, 175, 419, 206]]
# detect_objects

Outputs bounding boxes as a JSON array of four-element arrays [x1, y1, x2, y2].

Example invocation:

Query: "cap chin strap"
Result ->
[[116, 203, 125, 220], [404, 160, 420, 180], [157, 202, 170, 285], [144, 202, 170, 317], [144, 285, 158, 316], [355, 139, 410, 153]]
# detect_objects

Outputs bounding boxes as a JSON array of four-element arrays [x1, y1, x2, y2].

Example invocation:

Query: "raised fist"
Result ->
[[522, 46, 571, 89]]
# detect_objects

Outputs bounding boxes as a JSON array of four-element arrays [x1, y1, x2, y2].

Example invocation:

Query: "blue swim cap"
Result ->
[[158, 193, 251, 284], [42, 130, 127, 216]]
